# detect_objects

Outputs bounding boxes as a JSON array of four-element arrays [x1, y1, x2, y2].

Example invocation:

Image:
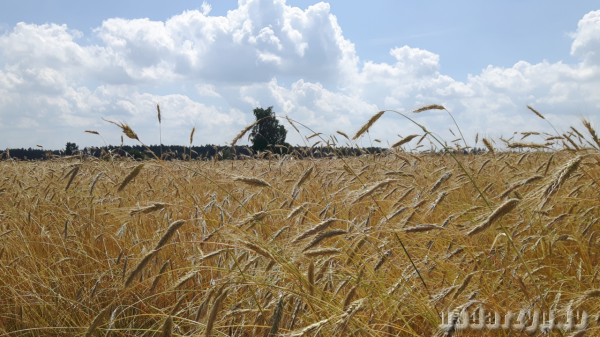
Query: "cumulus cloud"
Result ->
[[196, 84, 222, 98], [0, 2, 599, 149], [236, 78, 378, 142], [201, 1, 212, 16], [571, 10, 600, 66]]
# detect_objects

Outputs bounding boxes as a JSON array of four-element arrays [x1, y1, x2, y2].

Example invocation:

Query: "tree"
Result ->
[[128, 149, 146, 160], [249, 106, 287, 153], [65, 142, 79, 155]]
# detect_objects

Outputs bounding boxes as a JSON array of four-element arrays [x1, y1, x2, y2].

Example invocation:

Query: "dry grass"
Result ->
[[2, 115, 600, 336]]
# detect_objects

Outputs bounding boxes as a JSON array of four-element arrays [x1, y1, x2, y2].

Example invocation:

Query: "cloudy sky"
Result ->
[[1, 0, 599, 150]]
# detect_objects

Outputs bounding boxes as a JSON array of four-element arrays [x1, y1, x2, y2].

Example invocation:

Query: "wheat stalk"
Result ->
[[150, 259, 171, 292], [103, 118, 139, 140], [266, 296, 284, 337], [89, 171, 105, 195], [241, 241, 275, 261], [498, 175, 542, 199], [527, 105, 545, 119], [453, 273, 473, 299], [507, 142, 548, 149], [466, 199, 520, 236], [130, 202, 167, 216], [85, 306, 110, 336], [231, 120, 260, 147], [302, 229, 347, 251], [205, 289, 228, 336], [413, 104, 445, 113], [336, 131, 349, 140], [287, 203, 308, 220], [293, 219, 339, 243], [124, 249, 158, 288], [234, 176, 271, 188], [482, 138, 495, 154], [304, 248, 341, 257], [430, 172, 452, 193], [159, 316, 173, 337], [582, 119, 600, 149], [392, 134, 419, 148], [402, 224, 444, 233], [292, 166, 313, 195], [289, 317, 331, 337], [307, 261, 315, 295], [352, 179, 395, 204], [353, 111, 384, 140], [543, 155, 584, 198], [118, 164, 145, 192], [155, 220, 186, 250]]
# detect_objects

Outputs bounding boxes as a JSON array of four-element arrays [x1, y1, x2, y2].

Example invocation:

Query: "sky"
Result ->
[[0, 0, 599, 150]]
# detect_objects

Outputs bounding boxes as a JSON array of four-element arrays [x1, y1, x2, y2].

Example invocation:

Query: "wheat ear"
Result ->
[[453, 273, 474, 299], [527, 105, 545, 119], [543, 155, 584, 198], [302, 229, 347, 251], [124, 249, 158, 288], [402, 224, 444, 233], [498, 175, 543, 199], [292, 166, 313, 195], [231, 120, 260, 147], [293, 219, 339, 243], [352, 179, 394, 204], [353, 111, 384, 140], [118, 164, 145, 192], [413, 104, 445, 113], [266, 296, 284, 337], [150, 259, 170, 292], [205, 289, 228, 337], [307, 261, 315, 295], [241, 241, 274, 261], [159, 316, 173, 337], [336, 131, 349, 140], [304, 248, 341, 257], [233, 176, 271, 188], [103, 118, 139, 140], [287, 203, 308, 220], [582, 119, 600, 149], [288, 318, 331, 337], [89, 171, 105, 195], [85, 306, 110, 336], [155, 220, 186, 250], [466, 199, 520, 236], [343, 284, 359, 310], [392, 134, 419, 148], [430, 172, 452, 193], [482, 138, 495, 154]]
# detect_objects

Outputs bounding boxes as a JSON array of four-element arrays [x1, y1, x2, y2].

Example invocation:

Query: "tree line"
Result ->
[[1, 144, 389, 161], [1, 106, 490, 161]]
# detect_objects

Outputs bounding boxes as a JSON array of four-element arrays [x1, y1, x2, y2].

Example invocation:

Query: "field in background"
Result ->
[[1, 114, 600, 336]]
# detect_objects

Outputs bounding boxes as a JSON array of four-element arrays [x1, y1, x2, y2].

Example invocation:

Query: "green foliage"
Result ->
[[249, 106, 287, 153], [128, 149, 146, 160], [221, 149, 232, 160], [65, 142, 79, 155]]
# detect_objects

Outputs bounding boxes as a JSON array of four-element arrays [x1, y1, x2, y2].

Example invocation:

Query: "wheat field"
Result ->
[[1, 110, 600, 336]]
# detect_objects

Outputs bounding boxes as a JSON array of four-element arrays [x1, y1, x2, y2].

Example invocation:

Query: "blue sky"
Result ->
[[0, 0, 599, 149]]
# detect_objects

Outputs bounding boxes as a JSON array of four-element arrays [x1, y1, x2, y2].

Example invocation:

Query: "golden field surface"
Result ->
[[1, 141, 600, 336]]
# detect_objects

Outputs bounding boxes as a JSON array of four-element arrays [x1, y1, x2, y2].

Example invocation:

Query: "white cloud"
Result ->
[[0, 3, 600, 149], [571, 10, 600, 66], [196, 84, 221, 97], [201, 1, 212, 16], [18, 117, 39, 128]]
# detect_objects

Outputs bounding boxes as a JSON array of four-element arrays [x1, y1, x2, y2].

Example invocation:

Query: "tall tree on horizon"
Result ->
[[65, 142, 79, 155], [249, 106, 287, 153]]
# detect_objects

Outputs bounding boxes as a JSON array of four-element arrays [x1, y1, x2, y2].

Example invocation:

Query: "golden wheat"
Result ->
[[3, 112, 600, 336]]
